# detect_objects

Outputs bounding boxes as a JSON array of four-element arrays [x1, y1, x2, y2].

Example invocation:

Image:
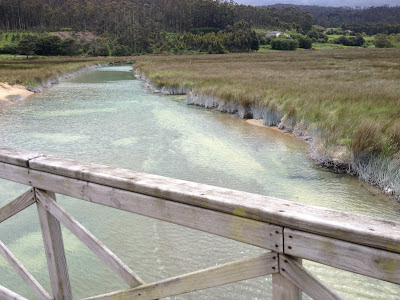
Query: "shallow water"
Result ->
[[0, 66, 399, 299]]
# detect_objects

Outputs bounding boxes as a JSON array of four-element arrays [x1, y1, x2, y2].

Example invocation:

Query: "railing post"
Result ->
[[36, 189, 72, 300], [272, 256, 302, 300]]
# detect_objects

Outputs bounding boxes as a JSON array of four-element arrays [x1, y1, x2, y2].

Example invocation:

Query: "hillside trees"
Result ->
[[0, 0, 314, 35]]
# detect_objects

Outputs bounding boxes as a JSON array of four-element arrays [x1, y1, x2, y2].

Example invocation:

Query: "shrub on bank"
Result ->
[[374, 34, 394, 48], [271, 38, 299, 50]]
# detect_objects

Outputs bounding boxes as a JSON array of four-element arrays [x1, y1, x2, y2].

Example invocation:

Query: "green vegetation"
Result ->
[[271, 39, 299, 50], [134, 48, 400, 163], [0, 0, 313, 56], [0, 57, 119, 86], [267, 4, 400, 34]]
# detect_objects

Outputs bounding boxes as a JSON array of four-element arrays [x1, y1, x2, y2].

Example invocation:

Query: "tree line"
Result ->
[[0, 20, 260, 57], [0, 0, 314, 54]]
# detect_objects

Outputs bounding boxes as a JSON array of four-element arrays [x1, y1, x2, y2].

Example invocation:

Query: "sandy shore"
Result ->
[[245, 119, 298, 137], [0, 83, 34, 106]]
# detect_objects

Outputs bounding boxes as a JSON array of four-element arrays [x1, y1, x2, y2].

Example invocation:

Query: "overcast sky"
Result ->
[[234, 0, 398, 7]]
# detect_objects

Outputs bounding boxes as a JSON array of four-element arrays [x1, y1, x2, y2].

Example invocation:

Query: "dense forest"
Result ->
[[0, 0, 314, 33], [266, 4, 400, 34], [0, 1, 399, 55]]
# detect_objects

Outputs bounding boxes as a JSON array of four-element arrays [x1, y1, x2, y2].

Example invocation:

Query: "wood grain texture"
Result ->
[[0, 189, 35, 223], [36, 189, 145, 288], [1, 157, 399, 254], [26, 154, 400, 254], [0, 162, 284, 250], [0, 241, 52, 300], [84, 252, 278, 300], [284, 229, 400, 284], [84, 183, 283, 251], [280, 254, 344, 300], [0, 146, 42, 167], [2, 153, 400, 254], [272, 273, 301, 300], [0, 285, 28, 300], [36, 190, 72, 300]]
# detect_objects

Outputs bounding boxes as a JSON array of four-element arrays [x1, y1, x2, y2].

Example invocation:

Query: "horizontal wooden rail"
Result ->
[[0, 147, 399, 254], [284, 229, 400, 284]]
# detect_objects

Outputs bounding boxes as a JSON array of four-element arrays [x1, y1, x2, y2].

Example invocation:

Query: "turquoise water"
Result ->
[[0, 66, 399, 299]]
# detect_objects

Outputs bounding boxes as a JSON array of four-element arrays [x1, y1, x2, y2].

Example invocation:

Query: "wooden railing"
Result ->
[[0, 146, 399, 300]]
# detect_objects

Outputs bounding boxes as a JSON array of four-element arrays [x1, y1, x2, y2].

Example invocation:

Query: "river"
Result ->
[[0, 65, 399, 299]]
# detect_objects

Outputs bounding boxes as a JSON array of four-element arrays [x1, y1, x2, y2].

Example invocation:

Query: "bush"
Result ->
[[271, 38, 299, 50], [307, 29, 328, 43], [88, 39, 110, 56], [17, 35, 38, 58], [374, 34, 393, 48], [0, 44, 18, 54], [111, 45, 132, 56], [258, 34, 268, 45], [61, 38, 80, 56], [298, 36, 312, 49], [333, 35, 365, 47], [36, 35, 63, 56]]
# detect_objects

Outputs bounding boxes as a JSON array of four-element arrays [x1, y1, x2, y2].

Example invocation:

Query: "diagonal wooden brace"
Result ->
[[0, 241, 52, 300], [83, 252, 278, 300], [279, 254, 344, 300], [36, 188, 145, 288], [0, 189, 35, 223]]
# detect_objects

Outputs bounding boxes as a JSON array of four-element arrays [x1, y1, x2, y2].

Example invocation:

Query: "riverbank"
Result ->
[[0, 83, 34, 106], [0, 57, 132, 108], [133, 49, 400, 200], [0, 64, 107, 107]]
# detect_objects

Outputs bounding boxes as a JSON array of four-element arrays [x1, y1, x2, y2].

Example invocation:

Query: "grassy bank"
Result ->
[[0, 56, 121, 86], [134, 49, 400, 198]]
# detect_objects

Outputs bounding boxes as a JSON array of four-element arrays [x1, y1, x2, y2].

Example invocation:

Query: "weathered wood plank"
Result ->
[[83, 252, 278, 300], [272, 273, 301, 300], [272, 255, 301, 300], [0, 147, 42, 167], [280, 254, 344, 300], [36, 190, 72, 300], [36, 189, 145, 288], [27, 155, 400, 253], [0, 163, 86, 199], [0, 163, 283, 250], [1, 153, 400, 254], [284, 229, 400, 285], [84, 183, 283, 251], [0, 241, 52, 300], [0, 163, 31, 188], [0, 189, 35, 224], [0, 285, 28, 300]]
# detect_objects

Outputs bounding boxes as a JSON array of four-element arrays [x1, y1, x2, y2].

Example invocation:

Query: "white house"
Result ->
[[266, 31, 291, 38]]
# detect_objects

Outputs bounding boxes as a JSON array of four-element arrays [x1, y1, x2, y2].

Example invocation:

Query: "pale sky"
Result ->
[[235, 0, 398, 7]]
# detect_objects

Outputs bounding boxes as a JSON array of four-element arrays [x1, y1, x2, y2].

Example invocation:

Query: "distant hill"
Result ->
[[235, 0, 398, 7], [261, 4, 400, 27]]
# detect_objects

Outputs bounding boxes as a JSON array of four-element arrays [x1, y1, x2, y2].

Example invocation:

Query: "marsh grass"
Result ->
[[134, 49, 400, 158], [0, 57, 119, 86], [135, 49, 400, 197]]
